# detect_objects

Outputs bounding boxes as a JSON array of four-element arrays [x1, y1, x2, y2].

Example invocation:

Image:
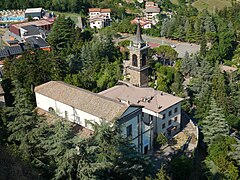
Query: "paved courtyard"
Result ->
[[149, 111, 199, 171]]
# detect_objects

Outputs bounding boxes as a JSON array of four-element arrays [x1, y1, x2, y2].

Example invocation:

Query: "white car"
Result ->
[[171, 44, 176, 48]]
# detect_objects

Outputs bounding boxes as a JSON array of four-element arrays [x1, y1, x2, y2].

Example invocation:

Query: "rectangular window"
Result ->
[[174, 107, 178, 113], [162, 123, 165, 129], [64, 111, 68, 119], [76, 116, 80, 123], [174, 116, 178, 122], [162, 114, 166, 120], [84, 119, 88, 128], [168, 120, 172, 125], [126, 125, 132, 138], [168, 110, 172, 116], [149, 115, 153, 121]]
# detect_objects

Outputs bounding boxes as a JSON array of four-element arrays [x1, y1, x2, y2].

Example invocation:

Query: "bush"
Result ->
[[156, 133, 168, 146]]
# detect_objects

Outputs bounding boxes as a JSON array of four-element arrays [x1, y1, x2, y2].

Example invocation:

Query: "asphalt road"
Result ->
[[116, 33, 200, 58]]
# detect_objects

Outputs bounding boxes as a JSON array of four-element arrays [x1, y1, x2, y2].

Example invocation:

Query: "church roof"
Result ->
[[35, 81, 131, 122], [133, 18, 145, 45], [99, 82, 183, 113]]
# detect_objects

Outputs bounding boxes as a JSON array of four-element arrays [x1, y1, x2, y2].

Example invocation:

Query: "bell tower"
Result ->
[[123, 18, 149, 87]]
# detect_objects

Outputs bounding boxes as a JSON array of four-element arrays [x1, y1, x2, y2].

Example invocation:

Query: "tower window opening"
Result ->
[[142, 54, 147, 66], [132, 54, 138, 67]]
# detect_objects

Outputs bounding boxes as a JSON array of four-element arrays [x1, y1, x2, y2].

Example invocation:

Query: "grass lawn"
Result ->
[[171, 0, 179, 5], [52, 11, 82, 24], [192, 0, 232, 13]]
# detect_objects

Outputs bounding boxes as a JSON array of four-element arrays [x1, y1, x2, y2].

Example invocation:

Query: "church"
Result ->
[[34, 19, 183, 154]]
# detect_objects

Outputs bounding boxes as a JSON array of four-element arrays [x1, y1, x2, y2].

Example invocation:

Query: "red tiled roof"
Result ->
[[101, 8, 111, 13], [89, 8, 111, 13], [89, 8, 101, 12], [148, 42, 160, 48], [11, 19, 53, 28], [131, 17, 151, 26]]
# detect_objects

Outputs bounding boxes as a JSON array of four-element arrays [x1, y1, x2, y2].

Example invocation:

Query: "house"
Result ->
[[144, 1, 160, 25], [35, 81, 152, 154], [9, 20, 52, 51], [10, 19, 53, 37], [89, 16, 105, 29], [89, 8, 111, 29], [0, 45, 23, 60], [25, 8, 44, 19], [131, 17, 152, 29], [99, 82, 183, 138], [25, 36, 51, 51]]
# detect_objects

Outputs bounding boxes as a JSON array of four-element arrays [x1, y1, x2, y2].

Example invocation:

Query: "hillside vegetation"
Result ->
[[192, 0, 232, 12]]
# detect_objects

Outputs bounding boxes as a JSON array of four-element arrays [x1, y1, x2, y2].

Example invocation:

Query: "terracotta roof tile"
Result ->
[[35, 81, 130, 122], [100, 8, 111, 13], [11, 19, 53, 29], [99, 82, 183, 113], [89, 8, 101, 12]]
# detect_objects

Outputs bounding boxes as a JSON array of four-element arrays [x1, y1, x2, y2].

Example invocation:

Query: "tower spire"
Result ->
[[133, 17, 144, 45]]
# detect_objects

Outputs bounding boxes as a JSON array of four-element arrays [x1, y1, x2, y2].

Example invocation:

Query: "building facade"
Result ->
[[35, 81, 152, 154], [25, 8, 44, 19], [144, 2, 160, 25], [89, 8, 111, 29], [99, 83, 183, 139]]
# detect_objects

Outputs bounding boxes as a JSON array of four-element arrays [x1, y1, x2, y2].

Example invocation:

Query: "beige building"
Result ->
[[35, 81, 152, 154], [99, 82, 183, 138], [89, 8, 111, 29], [144, 1, 160, 25]]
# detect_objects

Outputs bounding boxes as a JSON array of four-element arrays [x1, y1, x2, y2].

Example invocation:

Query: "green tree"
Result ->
[[201, 99, 229, 146], [156, 133, 168, 146], [229, 139, 240, 166], [170, 155, 192, 180], [211, 63, 228, 113], [204, 135, 238, 180], [38, 119, 79, 179], [155, 166, 170, 180], [153, 45, 178, 65], [6, 80, 41, 160], [47, 16, 76, 53]]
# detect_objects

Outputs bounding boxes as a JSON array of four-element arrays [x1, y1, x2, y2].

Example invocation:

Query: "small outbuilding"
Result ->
[[25, 8, 44, 19]]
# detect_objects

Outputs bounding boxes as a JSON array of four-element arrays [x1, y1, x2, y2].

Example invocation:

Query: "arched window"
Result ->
[[132, 54, 138, 67], [142, 54, 147, 66], [48, 107, 55, 113]]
